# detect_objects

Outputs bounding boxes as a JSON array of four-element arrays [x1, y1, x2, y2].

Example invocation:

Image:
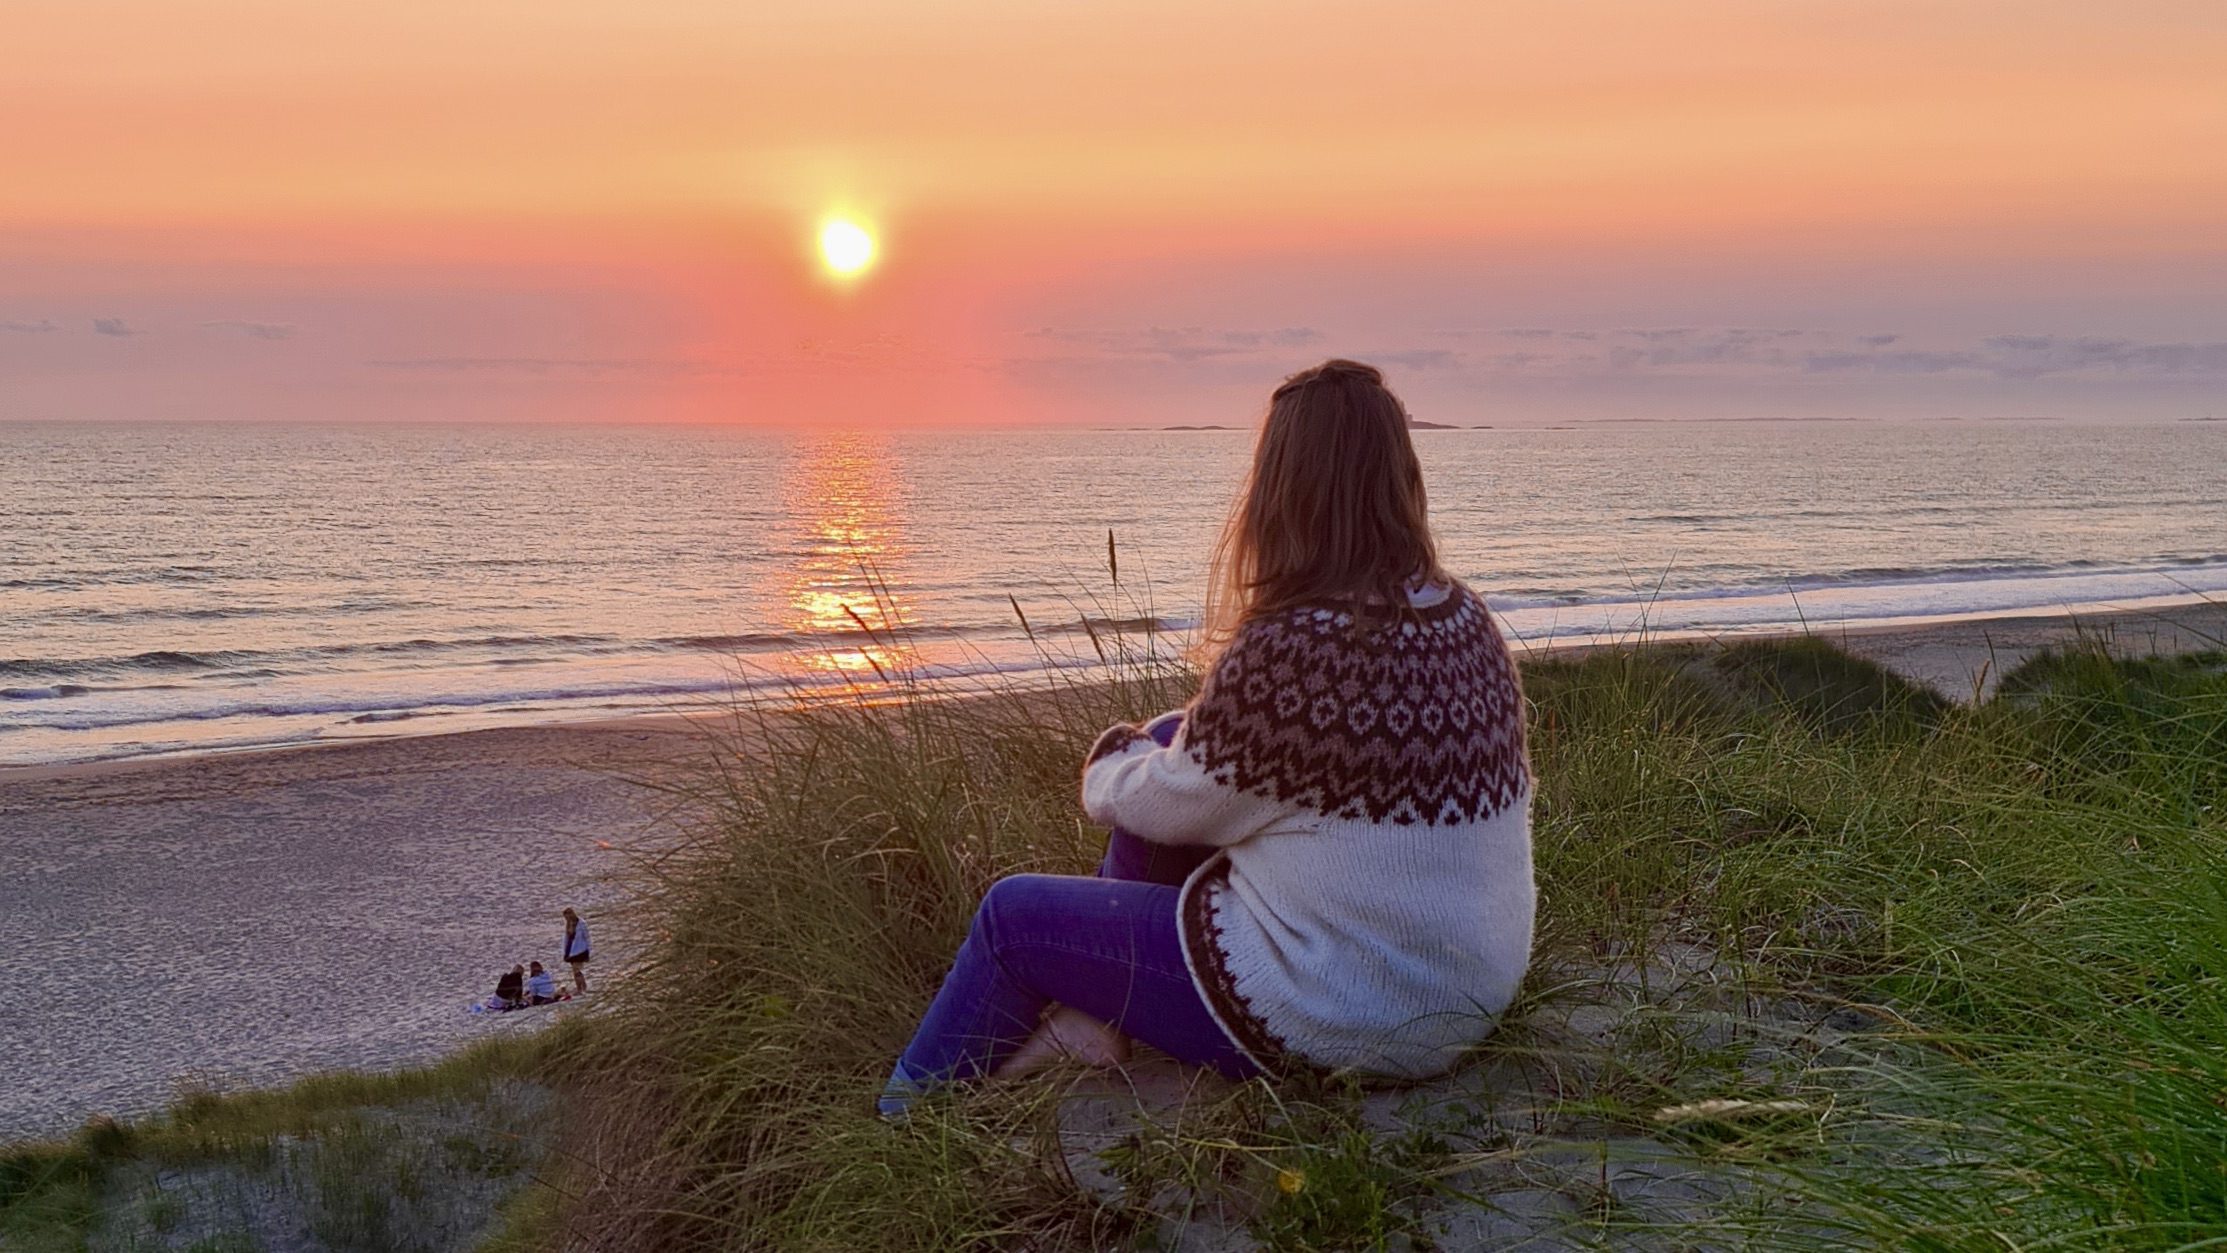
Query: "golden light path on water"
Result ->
[[778, 433, 914, 676]]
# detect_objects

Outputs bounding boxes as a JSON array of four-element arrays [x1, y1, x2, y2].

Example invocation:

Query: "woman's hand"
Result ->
[[1089, 709, 1185, 764], [1086, 722, 1145, 765]]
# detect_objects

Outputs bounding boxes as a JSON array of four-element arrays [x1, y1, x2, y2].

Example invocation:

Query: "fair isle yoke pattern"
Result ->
[[1181, 585, 1530, 827]]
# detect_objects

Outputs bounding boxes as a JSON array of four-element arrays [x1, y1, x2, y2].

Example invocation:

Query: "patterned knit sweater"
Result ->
[[1082, 580, 1533, 1079]]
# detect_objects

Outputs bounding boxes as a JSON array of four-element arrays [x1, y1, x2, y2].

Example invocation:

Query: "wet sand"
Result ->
[[3, 598, 2221, 1142]]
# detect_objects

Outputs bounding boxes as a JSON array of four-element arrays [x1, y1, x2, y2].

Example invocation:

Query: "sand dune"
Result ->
[[4, 599, 2220, 1143]]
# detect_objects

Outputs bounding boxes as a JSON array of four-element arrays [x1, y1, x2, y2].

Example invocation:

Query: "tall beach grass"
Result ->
[[552, 602, 2227, 1249]]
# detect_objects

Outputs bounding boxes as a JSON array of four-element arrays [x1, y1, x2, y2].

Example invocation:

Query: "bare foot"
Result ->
[[992, 1006, 1133, 1080]]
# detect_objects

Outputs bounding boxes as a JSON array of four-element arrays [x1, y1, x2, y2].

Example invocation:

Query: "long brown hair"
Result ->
[[1201, 359, 1443, 649]]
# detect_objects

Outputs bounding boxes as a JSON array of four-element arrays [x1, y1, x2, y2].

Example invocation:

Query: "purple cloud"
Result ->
[[203, 320, 296, 341]]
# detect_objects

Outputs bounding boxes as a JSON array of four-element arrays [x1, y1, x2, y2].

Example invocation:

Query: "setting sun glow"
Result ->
[[818, 219, 876, 278]]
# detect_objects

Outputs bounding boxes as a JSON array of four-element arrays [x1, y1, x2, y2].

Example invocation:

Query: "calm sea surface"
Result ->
[[5, 420, 2224, 766]]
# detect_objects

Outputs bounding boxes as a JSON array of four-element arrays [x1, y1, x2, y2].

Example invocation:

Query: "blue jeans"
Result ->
[[882, 718, 1261, 1114]]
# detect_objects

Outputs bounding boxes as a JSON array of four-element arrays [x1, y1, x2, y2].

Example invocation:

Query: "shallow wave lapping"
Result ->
[[0, 649, 253, 680], [1482, 555, 2227, 614], [4, 679, 739, 733], [1, 635, 624, 683], [1, 614, 1206, 689]]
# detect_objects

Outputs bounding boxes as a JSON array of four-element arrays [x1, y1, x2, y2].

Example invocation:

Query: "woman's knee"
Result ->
[[973, 874, 1061, 947]]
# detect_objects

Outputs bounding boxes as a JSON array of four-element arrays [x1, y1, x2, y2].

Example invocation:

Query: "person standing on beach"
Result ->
[[880, 359, 1535, 1116], [562, 907, 591, 993]]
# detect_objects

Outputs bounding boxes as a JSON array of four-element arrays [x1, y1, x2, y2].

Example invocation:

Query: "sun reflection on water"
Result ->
[[779, 434, 914, 676]]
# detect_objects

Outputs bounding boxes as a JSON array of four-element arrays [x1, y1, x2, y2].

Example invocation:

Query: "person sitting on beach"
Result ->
[[494, 964, 526, 1010], [880, 359, 1535, 1117], [525, 961, 558, 1005], [562, 907, 591, 993]]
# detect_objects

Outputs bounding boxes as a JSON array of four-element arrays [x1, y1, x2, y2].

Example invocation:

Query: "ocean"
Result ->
[[4, 419, 2224, 767]]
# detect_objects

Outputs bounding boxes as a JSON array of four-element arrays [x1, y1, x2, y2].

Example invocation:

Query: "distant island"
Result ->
[[1150, 419, 1484, 431]]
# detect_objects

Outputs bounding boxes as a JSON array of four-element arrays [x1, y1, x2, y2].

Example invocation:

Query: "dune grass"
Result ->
[[0, 1034, 561, 1253], [13, 624, 2219, 1250], [542, 624, 2227, 1249]]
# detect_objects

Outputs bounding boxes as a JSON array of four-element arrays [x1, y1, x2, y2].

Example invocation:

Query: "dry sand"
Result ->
[[3, 597, 2220, 1143], [1825, 598, 2226, 698]]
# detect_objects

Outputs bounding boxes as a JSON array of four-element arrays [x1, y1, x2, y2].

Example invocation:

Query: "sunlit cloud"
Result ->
[[1461, 329, 2227, 380], [1802, 349, 1984, 376], [1979, 335, 2227, 378]]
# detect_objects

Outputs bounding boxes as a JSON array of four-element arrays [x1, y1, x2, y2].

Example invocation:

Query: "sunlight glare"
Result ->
[[819, 219, 876, 278]]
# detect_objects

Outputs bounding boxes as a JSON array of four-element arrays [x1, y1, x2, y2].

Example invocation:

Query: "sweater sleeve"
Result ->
[[1079, 630, 1300, 846]]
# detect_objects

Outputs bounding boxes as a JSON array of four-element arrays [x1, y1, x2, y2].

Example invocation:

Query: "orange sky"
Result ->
[[4, 0, 2224, 424]]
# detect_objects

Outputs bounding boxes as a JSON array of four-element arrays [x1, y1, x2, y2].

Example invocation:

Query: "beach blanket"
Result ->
[[468, 990, 577, 1015]]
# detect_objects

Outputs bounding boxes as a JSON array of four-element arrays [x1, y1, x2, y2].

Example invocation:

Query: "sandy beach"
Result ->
[[0, 722, 714, 1142], [1775, 596, 2225, 699], [3, 598, 2220, 1144]]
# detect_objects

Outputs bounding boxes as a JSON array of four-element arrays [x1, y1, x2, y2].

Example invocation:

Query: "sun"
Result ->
[[819, 219, 876, 278]]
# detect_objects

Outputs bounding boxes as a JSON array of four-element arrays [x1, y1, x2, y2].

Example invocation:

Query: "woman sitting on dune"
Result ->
[[880, 359, 1535, 1115]]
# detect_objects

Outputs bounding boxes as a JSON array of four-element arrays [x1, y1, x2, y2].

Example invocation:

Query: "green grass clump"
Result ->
[[1710, 635, 1951, 734], [0, 1034, 558, 1253], [142, 1035, 557, 1161], [1991, 643, 2227, 817], [0, 1143, 101, 1252], [1247, 1111, 1451, 1252]]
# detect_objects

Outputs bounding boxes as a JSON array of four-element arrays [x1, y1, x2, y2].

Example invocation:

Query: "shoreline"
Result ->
[[0, 713, 724, 788], [8, 593, 2222, 783]]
